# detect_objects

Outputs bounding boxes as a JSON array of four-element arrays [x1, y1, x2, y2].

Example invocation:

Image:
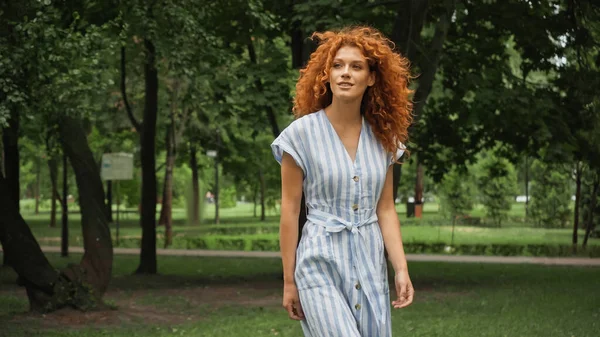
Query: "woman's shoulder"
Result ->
[[284, 110, 322, 134]]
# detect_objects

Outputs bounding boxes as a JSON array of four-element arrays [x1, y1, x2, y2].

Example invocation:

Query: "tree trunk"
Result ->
[[573, 163, 583, 252], [0, 159, 108, 312], [0, 175, 63, 311], [61, 152, 69, 257], [58, 115, 113, 297], [106, 181, 113, 223], [525, 155, 529, 219], [2, 108, 20, 212], [158, 121, 175, 248], [583, 173, 599, 248], [136, 38, 159, 274], [214, 130, 220, 225], [392, 163, 403, 205], [414, 160, 424, 218], [390, 1, 451, 221], [259, 167, 266, 221], [2, 108, 20, 267], [48, 155, 59, 228], [35, 157, 41, 215], [190, 143, 200, 225], [253, 182, 258, 218]]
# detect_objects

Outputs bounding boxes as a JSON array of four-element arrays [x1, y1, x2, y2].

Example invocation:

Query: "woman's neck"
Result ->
[[324, 98, 362, 126]]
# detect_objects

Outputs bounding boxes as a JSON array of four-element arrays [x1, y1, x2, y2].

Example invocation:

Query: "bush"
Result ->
[[439, 168, 475, 221], [474, 151, 518, 226], [529, 160, 572, 228], [219, 185, 237, 209]]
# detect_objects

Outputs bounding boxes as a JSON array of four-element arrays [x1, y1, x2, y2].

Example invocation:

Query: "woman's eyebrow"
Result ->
[[333, 58, 367, 64]]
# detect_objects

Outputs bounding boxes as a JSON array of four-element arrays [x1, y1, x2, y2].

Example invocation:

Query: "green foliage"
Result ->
[[219, 185, 237, 209], [438, 167, 474, 220], [116, 168, 141, 208], [529, 160, 572, 228], [474, 149, 518, 226]]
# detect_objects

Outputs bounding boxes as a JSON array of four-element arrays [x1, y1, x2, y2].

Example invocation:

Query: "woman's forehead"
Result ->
[[333, 45, 367, 62]]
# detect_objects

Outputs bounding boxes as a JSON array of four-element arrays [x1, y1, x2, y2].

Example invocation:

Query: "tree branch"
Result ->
[[121, 46, 141, 132]]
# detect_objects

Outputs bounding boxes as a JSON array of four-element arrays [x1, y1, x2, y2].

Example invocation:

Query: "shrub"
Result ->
[[439, 168, 475, 222], [529, 160, 572, 228], [474, 151, 518, 226]]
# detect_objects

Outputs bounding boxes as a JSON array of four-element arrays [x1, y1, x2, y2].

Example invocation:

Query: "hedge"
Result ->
[[111, 236, 600, 258]]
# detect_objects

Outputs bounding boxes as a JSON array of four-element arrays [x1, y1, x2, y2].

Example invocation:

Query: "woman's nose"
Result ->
[[341, 67, 350, 78]]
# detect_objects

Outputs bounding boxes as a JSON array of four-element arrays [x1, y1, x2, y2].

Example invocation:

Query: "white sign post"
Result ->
[[101, 153, 134, 244]]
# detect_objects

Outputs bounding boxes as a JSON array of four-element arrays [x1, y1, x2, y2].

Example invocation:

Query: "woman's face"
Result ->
[[328, 45, 375, 103]]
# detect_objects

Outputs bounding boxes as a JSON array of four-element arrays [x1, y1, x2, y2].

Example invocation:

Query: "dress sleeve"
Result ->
[[271, 122, 306, 175], [389, 141, 407, 166]]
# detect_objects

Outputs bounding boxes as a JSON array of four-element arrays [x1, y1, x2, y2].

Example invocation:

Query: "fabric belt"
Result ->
[[306, 208, 386, 329]]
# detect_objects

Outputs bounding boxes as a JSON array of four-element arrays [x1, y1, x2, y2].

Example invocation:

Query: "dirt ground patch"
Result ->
[[2, 279, 283, 330]]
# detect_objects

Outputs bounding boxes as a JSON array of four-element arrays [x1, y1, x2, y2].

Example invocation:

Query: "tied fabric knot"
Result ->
[[306, 208, 387, 330]]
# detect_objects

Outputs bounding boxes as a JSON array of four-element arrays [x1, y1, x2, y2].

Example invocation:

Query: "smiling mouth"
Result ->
[[338, 82, 353, 88]]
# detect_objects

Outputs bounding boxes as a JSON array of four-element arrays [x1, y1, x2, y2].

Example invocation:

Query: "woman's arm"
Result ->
[[279, 152, 304, 284], [279, 152, 306, 320], [377, 166, 414, 308], [377, 166, 408, 272]]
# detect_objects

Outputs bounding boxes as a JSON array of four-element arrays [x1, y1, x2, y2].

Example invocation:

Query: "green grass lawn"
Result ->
[[1, 253, 598, 336], [22, 202, 599, 249]]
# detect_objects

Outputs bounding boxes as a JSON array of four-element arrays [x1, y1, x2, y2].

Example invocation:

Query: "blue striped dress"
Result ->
[[271, 109, 404, 337]]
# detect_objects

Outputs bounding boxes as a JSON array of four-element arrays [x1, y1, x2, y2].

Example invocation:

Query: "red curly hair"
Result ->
[[293, 26, 413, 157]]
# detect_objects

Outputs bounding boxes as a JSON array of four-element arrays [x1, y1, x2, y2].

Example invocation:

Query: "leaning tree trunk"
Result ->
[[0, 175, 63, 311], [189, 143, 200, 225], [58, 115, 113, 297], [136, 38, 159, 274], [0, 165, 109, 312]]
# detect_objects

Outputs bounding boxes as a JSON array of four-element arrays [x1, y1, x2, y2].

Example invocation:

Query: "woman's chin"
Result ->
[[332, 91, 364, 103]]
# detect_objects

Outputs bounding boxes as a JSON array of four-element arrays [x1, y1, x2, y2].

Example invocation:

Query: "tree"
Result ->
[[0, 1, 116, 311], [439, 166, 474, 222], [529, 160, 572, 228], [474, 149, 518, 226]]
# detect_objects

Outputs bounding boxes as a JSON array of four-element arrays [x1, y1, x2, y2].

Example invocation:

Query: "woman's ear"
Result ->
[[368, 71, 376, 87]]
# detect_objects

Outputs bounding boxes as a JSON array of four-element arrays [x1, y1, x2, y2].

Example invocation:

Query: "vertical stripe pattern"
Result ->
[[272, 109, 398, 337]]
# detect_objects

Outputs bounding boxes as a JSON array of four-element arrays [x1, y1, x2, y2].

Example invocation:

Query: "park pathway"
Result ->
[[35, 246, 600, 266]]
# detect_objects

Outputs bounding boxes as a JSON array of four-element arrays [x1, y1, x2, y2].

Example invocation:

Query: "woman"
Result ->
[[271, 26, 414, 337]]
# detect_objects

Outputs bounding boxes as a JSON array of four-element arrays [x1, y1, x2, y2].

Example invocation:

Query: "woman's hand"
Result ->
[[392, 270, 414, 309], [283, 282, 305, 320]]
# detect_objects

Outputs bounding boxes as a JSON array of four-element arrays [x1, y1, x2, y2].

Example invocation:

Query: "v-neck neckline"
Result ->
[[321, 109, 363, 166]]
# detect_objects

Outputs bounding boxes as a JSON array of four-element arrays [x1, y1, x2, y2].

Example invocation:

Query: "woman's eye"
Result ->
[[353, 64, 362, 70], [333, 63, 342, 68]]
